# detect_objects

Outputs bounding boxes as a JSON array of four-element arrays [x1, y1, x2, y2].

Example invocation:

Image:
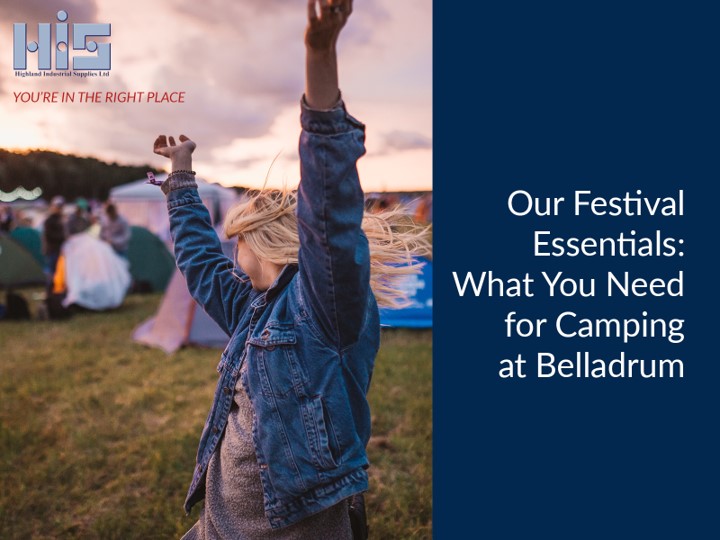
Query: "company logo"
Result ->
[[13, 10, 111, 71]]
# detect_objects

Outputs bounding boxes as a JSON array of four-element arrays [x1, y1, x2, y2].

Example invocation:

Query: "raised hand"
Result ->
[[153, 134, 196, 171], [305, 0, 352, 110], [153, 134, 196, 159], [305, 0, 353, 51]]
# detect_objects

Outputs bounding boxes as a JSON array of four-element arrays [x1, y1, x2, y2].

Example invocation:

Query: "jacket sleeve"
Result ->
[[297, 98, 370, 349], [165, 178, 252, 336]]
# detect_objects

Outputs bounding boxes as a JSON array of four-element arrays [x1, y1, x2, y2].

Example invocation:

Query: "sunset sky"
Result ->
[[0, 0, 432, 192]]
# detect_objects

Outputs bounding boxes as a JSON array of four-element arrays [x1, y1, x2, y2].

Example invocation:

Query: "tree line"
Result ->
[[0, 148, 161, 201]]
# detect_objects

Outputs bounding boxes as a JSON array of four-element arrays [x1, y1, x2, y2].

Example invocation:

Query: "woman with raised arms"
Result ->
[[152, 1, 429, 538]]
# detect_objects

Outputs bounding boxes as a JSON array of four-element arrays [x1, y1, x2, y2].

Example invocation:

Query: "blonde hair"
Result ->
[[223, 189, 432, 308]]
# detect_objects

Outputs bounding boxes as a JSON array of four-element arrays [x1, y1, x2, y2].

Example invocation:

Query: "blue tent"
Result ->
[[379, 257, 433, 328]]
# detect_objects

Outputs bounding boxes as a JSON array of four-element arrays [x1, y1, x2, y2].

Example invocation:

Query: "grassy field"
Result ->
[[0, 293, 431, 539]]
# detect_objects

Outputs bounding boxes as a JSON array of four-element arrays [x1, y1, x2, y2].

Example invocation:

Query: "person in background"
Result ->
[[86, 211, 102, 238], [414, 193, 433, 224], [42, 196, 66, 282], [0, 204, 13, 232], [66, 198, 91, 236], [100, 203, 131, 257]]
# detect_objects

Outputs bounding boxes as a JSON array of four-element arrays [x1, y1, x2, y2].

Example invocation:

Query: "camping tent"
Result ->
[[378, 257, 433, 328], [132, 268, 229, 353], [0, 233, 46, 288], [60, 232, 132, 310], [127, 226, 175, 292], [109, 175, 239, 243], [10, 226, 43, 266], [132, 238, 235, 352]]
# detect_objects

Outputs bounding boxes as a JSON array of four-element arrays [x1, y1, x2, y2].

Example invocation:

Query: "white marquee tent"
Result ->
[[109, 175, 239, 243]]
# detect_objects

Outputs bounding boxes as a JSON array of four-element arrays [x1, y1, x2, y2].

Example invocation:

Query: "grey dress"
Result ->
[[181, 366, 352, 540]]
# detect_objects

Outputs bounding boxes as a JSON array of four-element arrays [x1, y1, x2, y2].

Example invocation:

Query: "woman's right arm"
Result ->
[[154, 135, 252, 335]]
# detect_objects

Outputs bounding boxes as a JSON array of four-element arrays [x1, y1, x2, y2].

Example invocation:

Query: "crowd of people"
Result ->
[[37, 197, 130, 279], [1, 198, 133, 320]]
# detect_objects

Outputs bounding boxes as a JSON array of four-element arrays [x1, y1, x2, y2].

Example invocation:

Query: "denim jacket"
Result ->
[[164, 100, 379, 529]]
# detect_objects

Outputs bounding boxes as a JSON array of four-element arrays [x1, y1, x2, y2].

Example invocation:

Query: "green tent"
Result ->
[[10, 226, 44, 266], [127, 226, 175, 292], [0, 233, 46, 288]]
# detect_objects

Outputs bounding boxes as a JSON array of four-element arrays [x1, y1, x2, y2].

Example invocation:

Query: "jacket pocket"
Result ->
[[304, 395, 342, 469], [248, 324, 307, 398]]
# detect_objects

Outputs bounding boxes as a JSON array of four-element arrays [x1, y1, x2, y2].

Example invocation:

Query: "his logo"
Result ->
[[13, 10, 111, 70]]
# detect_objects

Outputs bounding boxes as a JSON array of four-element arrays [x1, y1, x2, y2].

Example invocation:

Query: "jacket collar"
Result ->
[[250, 264, 298, 308]]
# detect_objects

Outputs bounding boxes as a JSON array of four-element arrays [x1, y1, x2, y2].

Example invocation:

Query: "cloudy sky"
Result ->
[[0, 0, 432, 191]]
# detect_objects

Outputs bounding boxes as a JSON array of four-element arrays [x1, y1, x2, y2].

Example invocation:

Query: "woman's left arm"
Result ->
[[297, 0, 371, 349]]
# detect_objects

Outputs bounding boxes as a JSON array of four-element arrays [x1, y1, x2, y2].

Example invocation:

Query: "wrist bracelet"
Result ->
[[162, 170, 198, 195], [169, 169, 196, 177]]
